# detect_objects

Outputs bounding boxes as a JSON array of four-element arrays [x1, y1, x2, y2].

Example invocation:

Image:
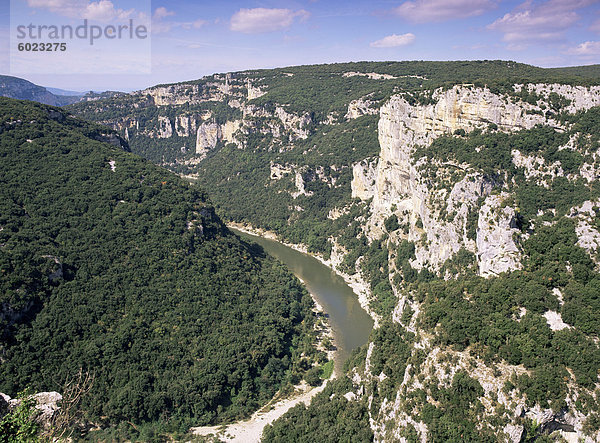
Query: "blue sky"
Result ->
[[1, 0, 600, 92]]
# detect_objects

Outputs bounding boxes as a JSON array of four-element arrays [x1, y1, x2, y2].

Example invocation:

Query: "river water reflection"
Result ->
[[231, 228, 374, 373]]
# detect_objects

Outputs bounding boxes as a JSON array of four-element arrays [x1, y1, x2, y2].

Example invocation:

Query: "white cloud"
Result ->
[[488, 0, 597, 48], [151, 7, 205, 34], [370, 33, 416, 48], [230, 8, 310, 34], [153, 7, 175, 21], [393, 0, 496, 23], [83, 1, 132, 21], [566, 40, 600, 55], [26, 0, 134, 22]]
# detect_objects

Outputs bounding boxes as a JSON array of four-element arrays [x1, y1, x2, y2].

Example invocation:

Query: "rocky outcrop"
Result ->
[[346, 98, 379, 119], [351, 159, 378, 200], [355, 84, 600, 274], [275, 106, 311, 140], [156, 116, 173, 138], [110, 118, 139, 137], [247, 79, 266, 100], [525, 83, 600, 113], [378, 86, 547, 151], [221, 119, 241, 145], [342, 72, 397, 80], [144, 84, 201, 106], [90, 132, 130, 151], [269, 163, 339, 199], [175, 114, 198, 137], [142, 79, 240, 107], [476, 193, 522, 277], [32, 392, 62, 427], [359, 86, 534, 271], [543, 310, 572, 331], [570, 200, 600, 266], [511, 149, 563, 186], [288, 169, 316, 199], [0, 391, 62, 431], [196, 123, 220, 154], [270, 162, 293, 180]]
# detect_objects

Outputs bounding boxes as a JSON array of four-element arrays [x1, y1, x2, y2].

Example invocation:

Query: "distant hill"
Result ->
[[0, 75, 82, 106], [44, 86, 86, 97], [44, 87, 127, 102], [0, 75, 125, 106]]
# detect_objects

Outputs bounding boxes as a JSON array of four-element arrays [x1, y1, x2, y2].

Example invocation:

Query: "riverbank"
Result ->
[[301, 281, 337, 371], [228, 222, 379, 327], [191, 380, 328, 442], [190, 225, 354, 442], [190, 223, 374, 441]]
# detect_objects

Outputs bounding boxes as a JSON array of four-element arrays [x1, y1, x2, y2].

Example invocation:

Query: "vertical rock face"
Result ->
[[351, 159, 378, 200], [359, 83, 600, 273], [378, 86, 546, 151], [362, 85, 543, 272], [175, 115, 198, 137], [476, 193, 522, 277], [157, 116, 173, 138], [274, 106, 311, 140], [353, 83, 600, 443], [221, 119, 241, 144], [196, 123, 221, 154]]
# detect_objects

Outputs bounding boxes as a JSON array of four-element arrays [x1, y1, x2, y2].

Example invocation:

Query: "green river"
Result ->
[[231, 228, 374, 373]]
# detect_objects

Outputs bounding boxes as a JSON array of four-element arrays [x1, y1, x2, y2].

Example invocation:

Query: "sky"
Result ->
[[1, 0, 599, 92]]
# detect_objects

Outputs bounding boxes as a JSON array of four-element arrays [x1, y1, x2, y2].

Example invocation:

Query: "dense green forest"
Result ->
[[0, 98, 325, 440], [262, 375, 373, 442]]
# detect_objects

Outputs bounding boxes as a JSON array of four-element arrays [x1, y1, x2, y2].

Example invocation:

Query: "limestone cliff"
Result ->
[[344, 84, 600, 443], [353, 85, 599, 274], [346, 98, 379, 120], [81, 72, 313, 165], [196, 122, 220, 154], [156, 116, 173, 138]]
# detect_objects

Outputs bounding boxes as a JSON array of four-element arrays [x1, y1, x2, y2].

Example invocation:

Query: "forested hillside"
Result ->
[[68, 61, 600, 441], [0, 98, 324, 440]]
